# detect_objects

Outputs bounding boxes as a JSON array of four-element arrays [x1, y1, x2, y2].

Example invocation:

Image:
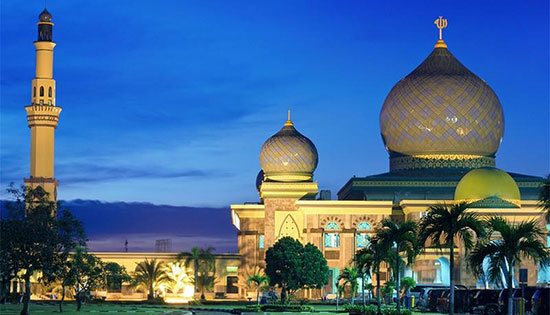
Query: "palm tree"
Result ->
[[354, 250, 370, 308], [178, 247, 201, 294], [247, 270, 269, 305], [339, 266, 360, 304], [178, 246, 216, 300], [375, 219, 418, 314], [539, 175, 550, 223], [162, 261, 193, 295], [418, 202, 486, 315], [468, 217, 550, 315], [133, 258, 169, 301], [355, 238, 386, 313]]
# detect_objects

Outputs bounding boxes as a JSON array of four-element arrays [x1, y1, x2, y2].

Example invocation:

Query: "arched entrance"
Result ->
[[433, 257, 450, 285]]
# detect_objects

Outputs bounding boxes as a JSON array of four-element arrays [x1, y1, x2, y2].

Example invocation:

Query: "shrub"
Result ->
[[343, 304, 411, 315], [260, 304, 314, 312]]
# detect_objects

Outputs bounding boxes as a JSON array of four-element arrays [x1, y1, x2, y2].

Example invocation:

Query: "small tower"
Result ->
[[24, 9, 62, 202]]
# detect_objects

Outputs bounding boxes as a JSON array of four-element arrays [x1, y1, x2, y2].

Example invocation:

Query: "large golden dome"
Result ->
[[455, 167, 521, 207], [259, 115, 318, 182], [380, 34, 504, 171]]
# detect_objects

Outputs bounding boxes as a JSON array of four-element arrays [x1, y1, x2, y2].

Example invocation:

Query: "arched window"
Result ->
[[39, 86, 44, 97], [33, 86, 36, 97], [356, 221, 371, 248], [48, 87, 52, 97], [324, 222, 340, 248]]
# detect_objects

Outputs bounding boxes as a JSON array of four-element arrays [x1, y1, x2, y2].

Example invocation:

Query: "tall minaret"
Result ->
[[24, 9, 62, 202]]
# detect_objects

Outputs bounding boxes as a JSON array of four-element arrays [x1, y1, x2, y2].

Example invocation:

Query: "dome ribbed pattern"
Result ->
[[380, 47, 504, 157], [259, 122, 318, 181]]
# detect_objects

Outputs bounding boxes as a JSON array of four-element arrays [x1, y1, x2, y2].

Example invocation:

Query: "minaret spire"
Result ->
[[284, 109, 294, 126], [24, 8, 62, 205]]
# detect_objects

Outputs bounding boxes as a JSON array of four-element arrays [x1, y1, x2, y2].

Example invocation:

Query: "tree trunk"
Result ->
[[59, 285, 66, 313], [396, 256, 401, 314], [376, 270, 381, 315], [507, 262, 514, 315], [281, 286, 287, 304], [256, 287, 260, 305], [194, 261, 199, 295], [20, 273, 31, 315], [0, 279, 8, 304], [148, 283, 154, 301], [76, 292, 82, 311], [449, 239, 455, 315], [362, 274, 366, 308]]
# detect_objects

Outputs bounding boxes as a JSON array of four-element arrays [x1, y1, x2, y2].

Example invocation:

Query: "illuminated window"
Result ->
[[48, 87, 52, 97], [356, 222, 371, 248], [324, 222, 340, 248], [326, 222, 339, 230], [258, 234, 265, 249], [357, 222, 371, 231], [40, 86, 44, 97], [356, 233, 370, 248]]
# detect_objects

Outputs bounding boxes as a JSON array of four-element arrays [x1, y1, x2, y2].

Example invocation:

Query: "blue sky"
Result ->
[[1, 0, 549, 207]]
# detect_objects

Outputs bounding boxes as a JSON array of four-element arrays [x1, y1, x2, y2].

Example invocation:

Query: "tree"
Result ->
[[400, 276, 416, 307], [178, 246, 216, 300], [375, 219, 418, 314], [418, 202, 486, 315], [265, 237, 328, 303], [104, 262, 130, 294], [339, 266, 359, 304], [247, 270, 269, 305], [161, 261, 193, 295], [355, 238, 386, 314], [65, 247, 105, 311], [301, 243, 329, 290], [265, 237, 303, 303], [133, 258, 169, 301], [0, 185, 85, 315], [539, 175, 550, 223], [468, 217, 550, 315]]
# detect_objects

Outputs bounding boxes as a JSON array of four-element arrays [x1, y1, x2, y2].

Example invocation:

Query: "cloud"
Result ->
[[56, 162, 230, 184]]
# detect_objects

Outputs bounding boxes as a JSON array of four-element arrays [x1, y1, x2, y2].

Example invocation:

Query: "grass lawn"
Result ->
[[0, 302, 442, 314], [0, 302, 189, 314]]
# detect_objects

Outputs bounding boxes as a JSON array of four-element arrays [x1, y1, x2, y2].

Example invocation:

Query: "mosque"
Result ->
[[230, 17, 548, 297], [22, 8, 548, 301]]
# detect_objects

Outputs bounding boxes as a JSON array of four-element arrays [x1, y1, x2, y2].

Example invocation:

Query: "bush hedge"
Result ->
[[344, 304, 412, 315]]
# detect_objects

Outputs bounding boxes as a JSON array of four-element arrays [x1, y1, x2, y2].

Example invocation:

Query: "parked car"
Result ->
[[531, 287, 550, 315], [511, 287, 539, 313], [416, 285, 466, 312], [470, 289, 501, 315], [409, 284, 447, 300], [498, 288, 518, 315], [426, 288, 448, 312], [436, 288, 470, 313]]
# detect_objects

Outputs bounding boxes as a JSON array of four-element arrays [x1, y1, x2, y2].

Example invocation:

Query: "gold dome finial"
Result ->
[[434, 16, 448, 48], [285, 109, 293, 126]]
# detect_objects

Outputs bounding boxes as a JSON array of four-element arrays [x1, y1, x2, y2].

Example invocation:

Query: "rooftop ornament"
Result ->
[[434, 16, 448, 48]]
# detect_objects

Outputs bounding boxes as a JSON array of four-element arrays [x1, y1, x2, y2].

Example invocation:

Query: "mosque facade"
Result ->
[[21, 9, 548, 301], [230, 18, 548, 297]]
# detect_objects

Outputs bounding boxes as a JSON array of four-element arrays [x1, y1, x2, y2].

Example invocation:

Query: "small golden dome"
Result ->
[[259, 114, 318, 182], [455, 167, 521, 207]]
